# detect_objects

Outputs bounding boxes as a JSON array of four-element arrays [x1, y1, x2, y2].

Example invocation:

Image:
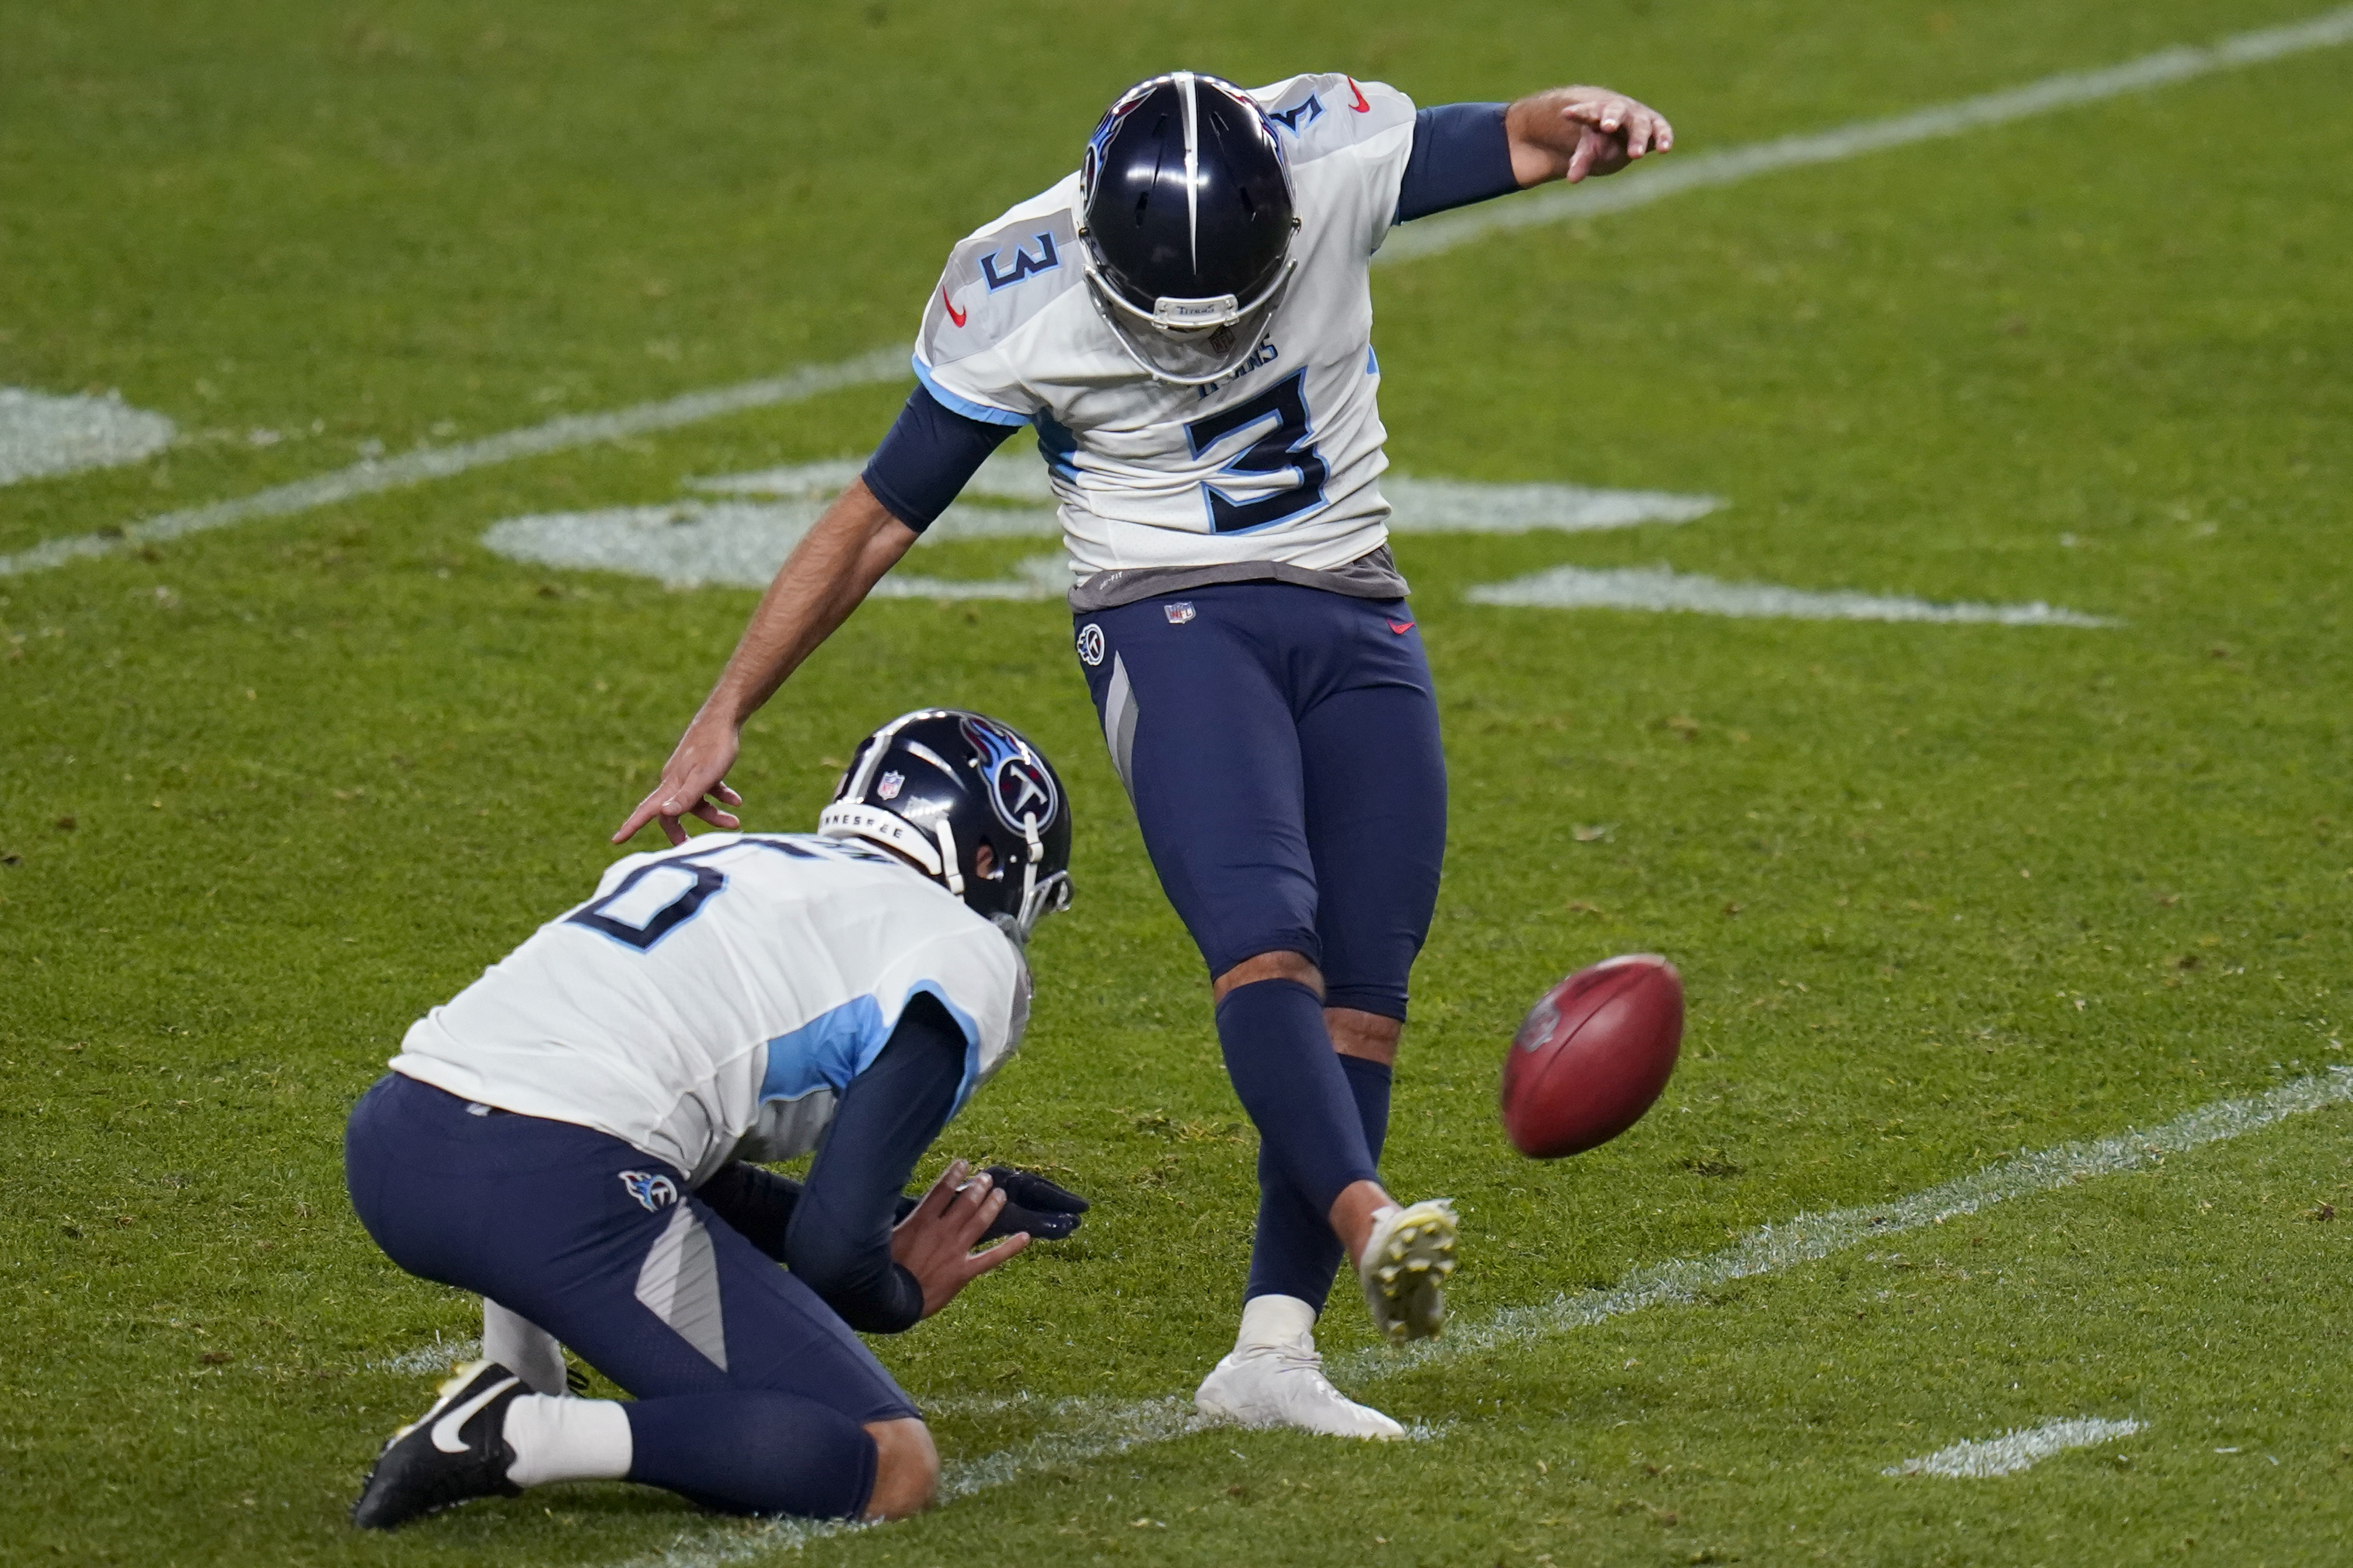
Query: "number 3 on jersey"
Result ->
[[1185, 369, 1328, 533]]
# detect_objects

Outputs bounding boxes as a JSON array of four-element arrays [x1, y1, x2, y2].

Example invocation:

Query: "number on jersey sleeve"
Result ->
[[1184, 369, 1329, 533]]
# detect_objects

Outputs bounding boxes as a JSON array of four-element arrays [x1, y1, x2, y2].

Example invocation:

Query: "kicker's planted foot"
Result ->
[[1195, 1342, 1406, 1439]]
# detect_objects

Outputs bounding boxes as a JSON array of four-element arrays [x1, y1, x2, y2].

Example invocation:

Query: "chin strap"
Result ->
[[933, 819, 964, 897]]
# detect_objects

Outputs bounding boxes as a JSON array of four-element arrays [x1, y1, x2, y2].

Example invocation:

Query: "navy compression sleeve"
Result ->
[[783, 993, 968, 1333], [861, 386, 1018, 532], [1395, 103, 1518, 224]]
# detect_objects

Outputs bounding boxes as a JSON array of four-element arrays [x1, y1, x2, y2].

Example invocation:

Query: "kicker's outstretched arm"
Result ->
[[613, 479, 916, 846], [1505, 85, 1674, 186]]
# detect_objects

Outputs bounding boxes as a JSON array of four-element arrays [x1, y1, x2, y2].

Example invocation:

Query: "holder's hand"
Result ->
[[890, 1161, 1030, 1318]]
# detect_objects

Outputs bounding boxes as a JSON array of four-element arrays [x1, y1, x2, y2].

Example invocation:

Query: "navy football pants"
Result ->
[[346, 1073, 909, 1517], [1075, 583, 1446, 1309], [1074, 583, 1447, 1018]]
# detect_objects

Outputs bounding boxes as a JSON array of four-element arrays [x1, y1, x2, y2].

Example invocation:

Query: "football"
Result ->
[[1500, 954, 1684, 1158]]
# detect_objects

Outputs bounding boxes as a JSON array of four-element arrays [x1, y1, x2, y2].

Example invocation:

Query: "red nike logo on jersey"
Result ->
[[942, 288, 968, 328], [1388, 619, 1415, 634], [1347, 78, 1372, 113]]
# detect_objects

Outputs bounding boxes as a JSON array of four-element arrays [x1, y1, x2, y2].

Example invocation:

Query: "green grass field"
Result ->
[[5, 2, 2351, 1563]]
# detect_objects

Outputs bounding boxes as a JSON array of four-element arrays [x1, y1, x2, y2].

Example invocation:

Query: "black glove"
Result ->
[[977, 1165, 1090, 1241]]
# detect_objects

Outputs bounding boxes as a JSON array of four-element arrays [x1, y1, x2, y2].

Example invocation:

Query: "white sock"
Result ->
[[502, 1394, 633, 1489], [483, 1299, 568, 1398], [1235, 1294, 1317, 1353]]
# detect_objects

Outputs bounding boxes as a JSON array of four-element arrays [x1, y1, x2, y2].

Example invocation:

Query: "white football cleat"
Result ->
[[1357, 1198, 1457, 1344], [1194, 1343, 1405, 1440]]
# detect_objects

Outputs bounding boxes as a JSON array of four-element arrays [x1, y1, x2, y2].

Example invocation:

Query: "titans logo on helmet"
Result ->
[[958, 714, 1060, 834]]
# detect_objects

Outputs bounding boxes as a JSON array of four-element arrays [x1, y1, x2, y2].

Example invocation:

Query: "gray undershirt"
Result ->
[[1066, 543, 1410, 614]]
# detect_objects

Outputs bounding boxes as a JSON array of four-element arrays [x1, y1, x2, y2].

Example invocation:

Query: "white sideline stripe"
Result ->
[[0, 347, 909, 579], [18, 9, 2348, 583], [587, 1067, 2351, 1568], [1376, 5, 2353, 263], [1885, 1416, 2143, 1479], [1465, 563, 2114, 626]]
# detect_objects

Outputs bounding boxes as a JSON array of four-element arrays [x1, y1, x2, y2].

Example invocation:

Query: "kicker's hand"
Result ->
[[891, 1160, 1030, 1319], [978, 1167, 1090, 1241], [1507, 85, 1674, 187], [614, 714, 744, 847]]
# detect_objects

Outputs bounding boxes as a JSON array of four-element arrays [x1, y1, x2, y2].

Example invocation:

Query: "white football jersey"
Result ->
[[916, 75, 1417, 581], [389, 833, 1030, 1188]]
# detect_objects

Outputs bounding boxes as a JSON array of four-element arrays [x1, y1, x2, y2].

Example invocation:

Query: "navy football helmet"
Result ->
[[818, 709, 1073, 942], [1079, 71, 1299, 385]]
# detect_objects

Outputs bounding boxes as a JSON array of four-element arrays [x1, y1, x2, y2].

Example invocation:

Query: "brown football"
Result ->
[[1500, 954, 1683, 1158]]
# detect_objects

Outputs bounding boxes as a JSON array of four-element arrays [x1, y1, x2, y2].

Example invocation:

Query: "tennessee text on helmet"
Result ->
[[1078, 71, 1300, 386], [818, 709, 1075, 942]]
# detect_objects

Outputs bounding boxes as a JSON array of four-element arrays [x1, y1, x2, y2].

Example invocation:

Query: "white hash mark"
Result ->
[[1885, 1416, 2142, 1478], [1464, 563, 2114, 626]]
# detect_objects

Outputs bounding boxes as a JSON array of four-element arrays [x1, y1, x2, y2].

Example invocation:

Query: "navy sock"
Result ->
[[1340, 1053, 1393, 1168], [1243, 1049, 1395, 1311], [1216, 979, 1379, 1218], [624, 1393, 878, 1518]]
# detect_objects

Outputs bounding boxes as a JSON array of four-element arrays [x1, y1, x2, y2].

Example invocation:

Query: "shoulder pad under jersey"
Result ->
[[1250, 74, 1416, 165], [920, 181, 1085, 371]]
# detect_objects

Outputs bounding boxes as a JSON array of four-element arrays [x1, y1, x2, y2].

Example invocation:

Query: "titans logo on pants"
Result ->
[[620, 1171, 680, 1212]]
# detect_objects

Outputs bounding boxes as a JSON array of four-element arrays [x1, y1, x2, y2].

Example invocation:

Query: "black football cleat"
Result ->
[[351, 1360, 527, 1529]]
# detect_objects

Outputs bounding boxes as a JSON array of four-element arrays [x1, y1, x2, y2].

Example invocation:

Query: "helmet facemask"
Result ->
[[1078, 248, 1298, 386]]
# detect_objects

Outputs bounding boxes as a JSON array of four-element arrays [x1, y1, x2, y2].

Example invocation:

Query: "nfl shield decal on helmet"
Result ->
[[1164, 601, 1195, 626], [1076, 623, 1106, 666], [877, 770, 905, 801], [958, 713, 1060, 833], [620, 1171, 679, 1212]]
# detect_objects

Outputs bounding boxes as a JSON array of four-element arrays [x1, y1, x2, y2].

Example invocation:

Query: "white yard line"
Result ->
[[366, 1333, 483, 1377], [581, 1066, 2348, 1566], [1885, 1416, 2143, 1478], [1376, 5, 2353, 264], [11, 8, 2349, 580], [1463, 563, 2114, 626], [0, 347, 908, 579], [1341, 1066, 2350, 1380]]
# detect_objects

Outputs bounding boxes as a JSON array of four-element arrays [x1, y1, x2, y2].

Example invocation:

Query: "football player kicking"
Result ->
[[347, 711, 1079, 1527], [617, 72, 1674, 1439]]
